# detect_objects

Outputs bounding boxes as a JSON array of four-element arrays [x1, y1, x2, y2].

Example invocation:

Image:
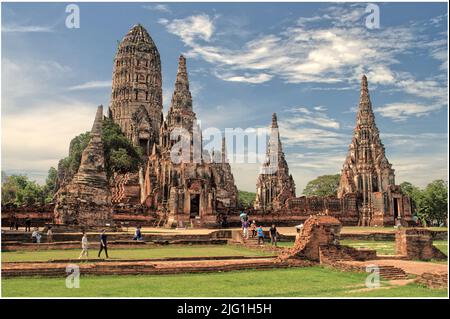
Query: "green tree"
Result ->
[[102, 118, 143, 176], [400, 181, 422, 214], [420, 180, 448, 226], [238, 190, 256, 208], [21, 181, 45, 205], [1, 175, 46, 206], [303, 174, 341, 196], [55, 118, 143, 188], [43, 167, 58, 203]]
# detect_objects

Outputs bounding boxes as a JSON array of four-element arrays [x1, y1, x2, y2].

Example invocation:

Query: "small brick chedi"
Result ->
[[54, 106, 113, 227], [254, 113, 296, 210]]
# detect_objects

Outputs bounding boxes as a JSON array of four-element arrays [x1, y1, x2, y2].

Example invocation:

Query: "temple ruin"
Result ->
[[253, 76, 412, 227], [50, 24, 412, 228], [142, 55, 238, 227]]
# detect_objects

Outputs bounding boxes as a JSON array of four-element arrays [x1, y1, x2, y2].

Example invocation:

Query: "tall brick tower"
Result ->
[[338, 75, 398, 225], [109, 24, 163, 155]]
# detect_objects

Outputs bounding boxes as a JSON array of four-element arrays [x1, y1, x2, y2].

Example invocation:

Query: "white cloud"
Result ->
[[161, 7, 447, 122], [143, 4, 171, 13], [162, 14, 215, 44], [375, 102, 443, 121], [161, 6, 416, 86], [2, 24, 54, 33], [214, 71, 272, 84], [284, 106, 341, 130], [68, 80, 111, 91]]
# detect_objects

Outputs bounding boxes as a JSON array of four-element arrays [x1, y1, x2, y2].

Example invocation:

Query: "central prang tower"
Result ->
[[109, 24, 163, 155]]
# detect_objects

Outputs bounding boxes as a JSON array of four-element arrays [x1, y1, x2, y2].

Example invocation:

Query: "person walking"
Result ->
[[257, 225, 264, 245], [46, 226, 53, 243], [24, 215, 31, 232], [250, 220, 257, 238], [242, 220, 249, 239], [269, 224, 278, 247], [79, 232, 89, 259], [9, 214, 15, 230], [133, 226, 142, 240], [98, 230, 109, 259]]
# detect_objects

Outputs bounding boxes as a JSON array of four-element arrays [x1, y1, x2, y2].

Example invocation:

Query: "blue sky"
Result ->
[[1, 2, 448, 193]]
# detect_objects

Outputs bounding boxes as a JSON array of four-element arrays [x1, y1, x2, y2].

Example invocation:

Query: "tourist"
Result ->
[[295, 224, 304, 241], [257, 225, 264, 245], [98, 230, 109, 258], [242, 219, 249, 239], [25, 215, 31, 232], [250, 220, 257, 238], [9, 214, 15, 230], [133, 226, 143, 240], [79, 232, 89, 259], [46, 226, 53, 243], [269, 224, 278, 246], [31, 227, 42, 243]]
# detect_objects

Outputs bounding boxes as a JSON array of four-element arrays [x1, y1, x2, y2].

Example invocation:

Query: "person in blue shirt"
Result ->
[[257, 226, 264, 245], [98, 230, 109, 258], [133, 226, 142, 240]]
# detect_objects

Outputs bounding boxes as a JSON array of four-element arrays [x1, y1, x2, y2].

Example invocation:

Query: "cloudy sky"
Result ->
[[1, 2, 448, 193]]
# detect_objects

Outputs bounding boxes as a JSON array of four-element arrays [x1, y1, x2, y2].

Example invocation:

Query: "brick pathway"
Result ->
[[340, 259, 447, 276]]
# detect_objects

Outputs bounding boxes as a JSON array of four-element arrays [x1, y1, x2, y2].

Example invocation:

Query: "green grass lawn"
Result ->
[[2, 267, 446, 297], [2, 245, 272, 262]]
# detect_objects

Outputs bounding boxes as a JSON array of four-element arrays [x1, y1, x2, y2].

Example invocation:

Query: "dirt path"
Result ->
[[342, 259, 448, 276]]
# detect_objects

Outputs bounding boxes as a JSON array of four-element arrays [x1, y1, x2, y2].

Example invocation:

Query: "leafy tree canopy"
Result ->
[[238, 190, 256, 208], [56, 117, 144, 184], [303, 174, 341, 196]]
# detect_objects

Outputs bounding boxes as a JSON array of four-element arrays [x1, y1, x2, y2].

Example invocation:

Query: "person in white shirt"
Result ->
[[46, 226, 53, 243], [78, 232, 89, 259], [31, 227, 42, 243]]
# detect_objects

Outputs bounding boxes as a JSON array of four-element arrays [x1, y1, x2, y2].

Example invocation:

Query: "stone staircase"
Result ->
[[376, 265, 409, 280]]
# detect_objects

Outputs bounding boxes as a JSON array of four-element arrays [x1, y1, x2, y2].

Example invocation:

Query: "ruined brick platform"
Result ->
[[2, 257, 313, 278]]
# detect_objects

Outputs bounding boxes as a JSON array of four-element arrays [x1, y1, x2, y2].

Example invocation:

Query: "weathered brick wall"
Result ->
[[395, 228, 447, 260], [278, 215, 342, 262], [415, 272, 448, 289], [1, 204, 54, 227]]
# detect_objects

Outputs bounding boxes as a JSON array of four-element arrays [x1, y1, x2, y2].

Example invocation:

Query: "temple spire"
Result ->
[[271, 113, 278, 128], [221, 136, 227, 164], [356, 75, 375, 125], [91, 105, 104, 136], [170, 55, 193, 110]]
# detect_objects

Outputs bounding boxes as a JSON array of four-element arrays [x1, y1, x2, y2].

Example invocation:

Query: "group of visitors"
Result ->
[[240, 212, 279, 246], [78, 229, 109, 259], [8, 214, 32, 231], [30, 226, 53, 243]]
